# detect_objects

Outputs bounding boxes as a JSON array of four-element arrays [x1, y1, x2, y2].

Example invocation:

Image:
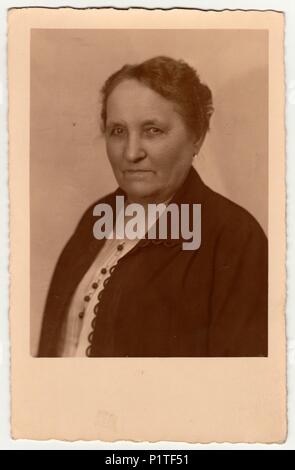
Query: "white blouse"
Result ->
[[58, 197, 173, 357], [59, 236, 139, 357]]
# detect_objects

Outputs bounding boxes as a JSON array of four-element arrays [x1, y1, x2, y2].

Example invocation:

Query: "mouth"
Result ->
[[123, 169, 154, 174], [123, 169, 155, 179]]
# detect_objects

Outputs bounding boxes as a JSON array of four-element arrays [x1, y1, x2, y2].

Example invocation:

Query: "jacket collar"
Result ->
[[110, 166, 206, 248]]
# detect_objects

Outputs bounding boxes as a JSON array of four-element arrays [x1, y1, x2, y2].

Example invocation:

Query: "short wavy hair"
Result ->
[[100, 56, 214, 141]]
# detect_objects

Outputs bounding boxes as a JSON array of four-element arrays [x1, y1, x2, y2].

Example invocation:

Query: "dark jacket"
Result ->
[[38, 167, 268, 357]]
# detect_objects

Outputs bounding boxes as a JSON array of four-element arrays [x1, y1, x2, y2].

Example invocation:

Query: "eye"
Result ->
[[144, 127, 163, 136], [109, 126, 126, 137]]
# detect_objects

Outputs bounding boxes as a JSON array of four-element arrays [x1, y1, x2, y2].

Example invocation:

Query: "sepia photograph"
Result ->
[[31, 29, 268, 358], [8, 7, 286, 443]]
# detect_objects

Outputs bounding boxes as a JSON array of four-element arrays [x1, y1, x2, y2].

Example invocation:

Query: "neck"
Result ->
[[126, 194, 174, 209]]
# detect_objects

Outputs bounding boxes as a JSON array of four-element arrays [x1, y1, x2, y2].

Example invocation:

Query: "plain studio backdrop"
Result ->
[[30, 29, 268, 355]]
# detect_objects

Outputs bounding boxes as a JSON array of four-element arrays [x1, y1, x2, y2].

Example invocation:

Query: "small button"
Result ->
[[101, 268, 107, 275], [117, 244, 124, 251], [78, 311, 85, 319], [92, 282, 98, 289], [84, 295, 90, 302]]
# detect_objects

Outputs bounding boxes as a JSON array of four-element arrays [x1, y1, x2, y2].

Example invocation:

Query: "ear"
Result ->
[[193, 133, 206, 156]]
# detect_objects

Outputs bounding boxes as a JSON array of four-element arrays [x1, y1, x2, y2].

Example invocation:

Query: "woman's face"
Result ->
[[105, 79, 197, 204]]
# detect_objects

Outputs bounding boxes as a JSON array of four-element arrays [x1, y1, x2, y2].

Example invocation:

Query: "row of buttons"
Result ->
[[78, 243, 125, 321], [85, 242, 125, 356]]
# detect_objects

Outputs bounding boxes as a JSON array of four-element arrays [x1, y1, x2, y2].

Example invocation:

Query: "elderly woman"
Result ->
[[38, 56, 267, 357]]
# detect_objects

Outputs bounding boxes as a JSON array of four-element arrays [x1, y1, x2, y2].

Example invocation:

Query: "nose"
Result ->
[[123, 132, 146, 163]]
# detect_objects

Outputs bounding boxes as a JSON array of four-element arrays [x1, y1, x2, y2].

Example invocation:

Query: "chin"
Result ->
[[124, 183, 159, 203]]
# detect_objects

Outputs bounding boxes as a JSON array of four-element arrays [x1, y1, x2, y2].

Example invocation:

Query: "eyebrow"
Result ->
[[106, 121, 126, 129], [141, 119, 165, 127], [106, 118, 166, 128]]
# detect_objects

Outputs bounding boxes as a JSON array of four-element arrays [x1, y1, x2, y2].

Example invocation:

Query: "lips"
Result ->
[[123, 169, 154, 173], [123, 169, 155, 180]]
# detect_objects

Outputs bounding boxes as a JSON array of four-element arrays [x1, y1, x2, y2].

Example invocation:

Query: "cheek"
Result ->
[[105, 140, 121, 164], [150, 138, 192, 170], [150, 141, 179, 164]]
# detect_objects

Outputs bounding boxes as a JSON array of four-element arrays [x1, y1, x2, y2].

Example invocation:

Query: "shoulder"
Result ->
[[74, 189, 119, 235], [53, 189, 118, 265], [195, 178, 267, 246]]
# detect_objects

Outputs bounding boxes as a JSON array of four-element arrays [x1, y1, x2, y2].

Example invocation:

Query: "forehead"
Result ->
[[106, 79, 179, 123]]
